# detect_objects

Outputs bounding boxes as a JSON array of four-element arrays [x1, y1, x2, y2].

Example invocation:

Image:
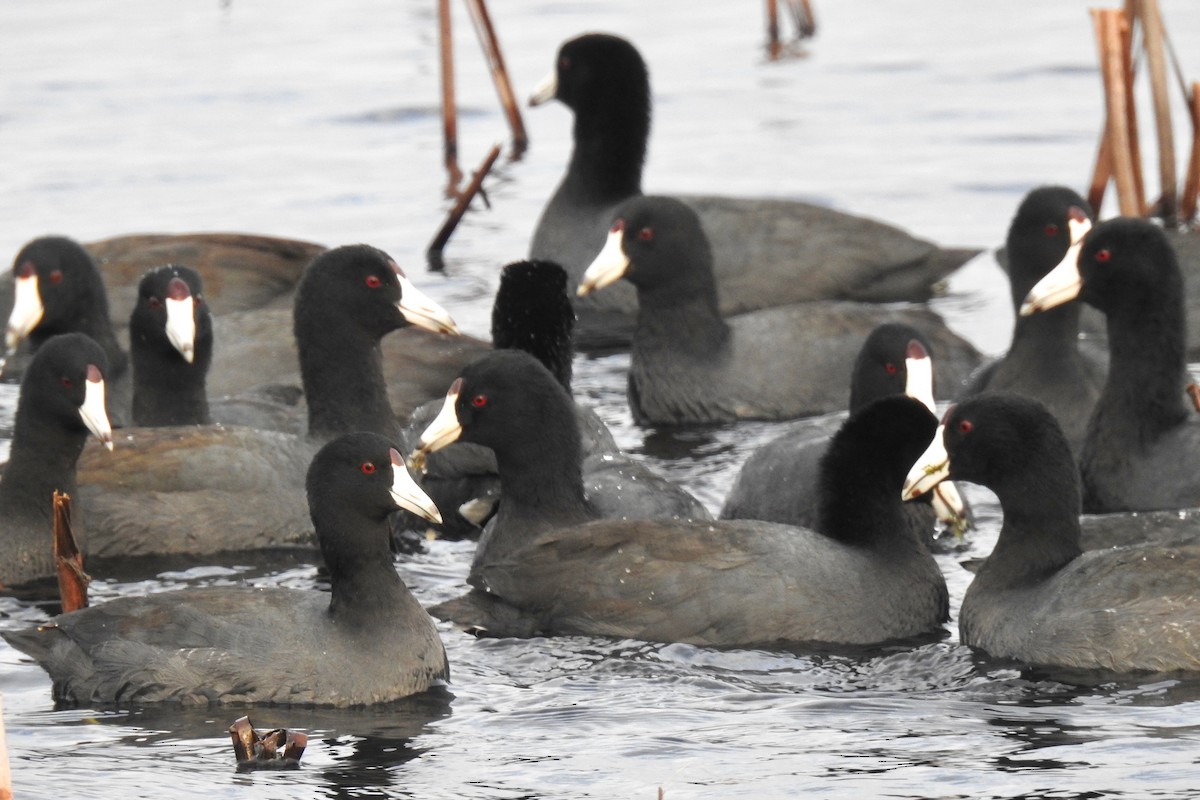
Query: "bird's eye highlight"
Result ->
[[471, 394, 488, 408]]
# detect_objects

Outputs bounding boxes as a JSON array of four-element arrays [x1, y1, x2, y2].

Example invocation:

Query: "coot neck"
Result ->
[[297, 315, 401, 444], [492, 417, 591, 525], [563, 99, 647, 206], [1006, 303, 1084, 368], [977, 459, 1083, 587], [131, 343, 211, 426], [0, 420, 84, 523], [1094, 296, 1189, 444], [633, 286, 731, 358], [322, 522, 410, 625]]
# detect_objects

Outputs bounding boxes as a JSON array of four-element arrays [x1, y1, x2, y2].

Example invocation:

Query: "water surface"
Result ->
[[3, 1, 1200, 797]]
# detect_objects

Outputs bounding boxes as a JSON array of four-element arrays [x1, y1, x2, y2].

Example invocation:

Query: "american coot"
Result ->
[[407, 260, 708, 537], [294, 245, 459, 443], [414, 351, 948, 647], [960, 187, 1106, 454], [529, 32, 980, 350], [0, 333, 113, 589], [904, 393, 1200, 672], [721, 322, 968, 548], [2, 431, 448, 707], [129, 264, 213, 427], [74, 244, 463, 559], [1022, 216, 1200, 513], [578, 195, 981, 424], [3, 236, 132, 426], [126, 263, 309, 433]]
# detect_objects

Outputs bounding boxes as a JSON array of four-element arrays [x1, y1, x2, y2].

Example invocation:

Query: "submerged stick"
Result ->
[[427, 143, 502, 269], [463, 0, 527, 156], [439, 0, 462, 192]]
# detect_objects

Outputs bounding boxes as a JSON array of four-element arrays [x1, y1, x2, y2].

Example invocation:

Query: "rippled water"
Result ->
[[3, 0, 1200, 797]]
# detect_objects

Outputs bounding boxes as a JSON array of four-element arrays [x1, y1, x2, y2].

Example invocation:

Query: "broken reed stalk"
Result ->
[[228, 716, 307, 771], [426, 143, 502, 269], [1121, 1, 1147, 207], [439, 0, 463, 192], [787, 0, 817, 39], [1088, 122, 1115, 211], [52, 491, 89, 613], [765, 0, 782, 59], [0, 695, 9, 800], [463, 0, 528, 156], [1089, 8, 1143, 216], [1183, 82, 1200, 222], [1138, 0, 1175, 222]]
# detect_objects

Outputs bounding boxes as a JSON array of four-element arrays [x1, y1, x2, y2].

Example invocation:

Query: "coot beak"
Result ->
[[1019, 212, 1091, 317], [6, 267, 44, 353], [81, 364, 114, 451], [903, 340, 935, 413], [165, 277, 197, 364], [389, 447, 442, 524], [393, 263, 460, 335], [903, 423, 949, 501], [410, 377, 464, 470], [903, 341, 969, 533], [529, 70, 557, 106], [578, 224, 630, 296]]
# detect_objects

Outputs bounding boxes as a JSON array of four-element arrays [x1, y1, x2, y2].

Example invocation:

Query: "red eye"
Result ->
[[884, 363, 898, 375], [1095, 249, 1112, 263], [49, 270, 64, 285], [1044, 223, 1059, 236], [365, 275, 383, 288], [61, 377, 73, 388], [195, 295, 204, 306], [637, 227, 654, 242], [957, 419, 973, 434], [148, 296, 162, 309], [360, 462, 377, 474], [471, 394, 487, 408]]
